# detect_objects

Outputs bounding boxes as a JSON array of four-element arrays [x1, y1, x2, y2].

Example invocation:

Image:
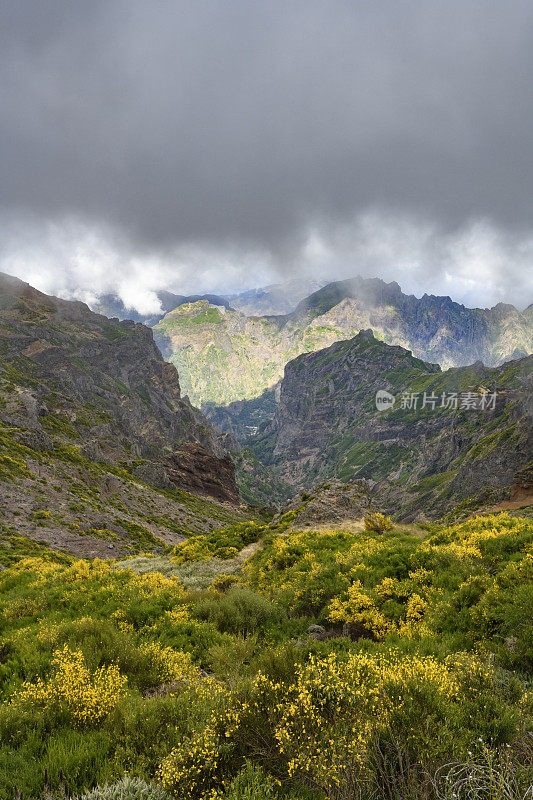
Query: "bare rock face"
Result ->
[[132, 461, 172, 490], [510, 462, 533, 502], [164, 443, 240, 506]]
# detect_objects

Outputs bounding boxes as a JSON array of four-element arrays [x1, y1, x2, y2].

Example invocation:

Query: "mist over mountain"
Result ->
[[225, 279, 327, 316], [92, 290, 231, 327]]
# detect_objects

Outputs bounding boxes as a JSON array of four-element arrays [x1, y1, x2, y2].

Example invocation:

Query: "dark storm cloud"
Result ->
[[2, 0, 533, 244], [1, 1, 533, 309]]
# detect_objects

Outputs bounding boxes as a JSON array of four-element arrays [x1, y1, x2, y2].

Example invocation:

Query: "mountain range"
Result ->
[[1, 271, 531, 528], [151, 276, 533, 406]]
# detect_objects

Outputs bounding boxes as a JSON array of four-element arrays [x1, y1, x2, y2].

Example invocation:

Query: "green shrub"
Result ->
[[193, 588, 283, 635], [223, 762, 278, 800]]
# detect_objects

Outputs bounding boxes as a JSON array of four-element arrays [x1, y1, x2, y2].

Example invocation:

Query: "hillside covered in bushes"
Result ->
[[0, 511, 531, 800]]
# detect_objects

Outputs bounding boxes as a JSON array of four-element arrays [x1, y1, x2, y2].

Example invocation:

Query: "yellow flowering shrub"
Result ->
[[0, 511, 530, 798], [422, 513, 533, 563], [405, 593, 428, 623], [158, 650, 492, 799], [171, 537, 214, 565], [2, 597, 47, 619], [164, 605, 191, 624], [12, 645, 127, 726], [274, 650, 462, 791], [364, 512, 393, 532], [159, 716, 227, 799], [328, 580, 391, 637]]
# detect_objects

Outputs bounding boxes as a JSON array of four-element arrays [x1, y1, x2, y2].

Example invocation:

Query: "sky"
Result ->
[[1, 1, 533, 314]]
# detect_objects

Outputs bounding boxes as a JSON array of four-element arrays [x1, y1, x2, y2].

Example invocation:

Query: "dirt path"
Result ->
[[235, 540, 262, 562]]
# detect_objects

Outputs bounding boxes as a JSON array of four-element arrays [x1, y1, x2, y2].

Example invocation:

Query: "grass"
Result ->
[[116, 554, 245, 590]]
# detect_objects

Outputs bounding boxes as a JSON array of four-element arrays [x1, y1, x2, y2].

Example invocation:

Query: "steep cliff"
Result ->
[[0, 272, 223, 458], [249, 330, 533, 519], [0, 273, 248, 558]]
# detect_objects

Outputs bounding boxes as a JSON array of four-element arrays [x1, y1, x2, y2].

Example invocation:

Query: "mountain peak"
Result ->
[[356, 327, 375, 339]]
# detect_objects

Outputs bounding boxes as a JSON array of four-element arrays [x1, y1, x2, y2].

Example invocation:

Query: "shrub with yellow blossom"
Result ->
[[328, 580, 391, 638], [11, 644, 127, 727], [0, 510, 531, 799], [139, 640, 223, 700], [364, 512, 393, 532], [158, 648, 523, 800]]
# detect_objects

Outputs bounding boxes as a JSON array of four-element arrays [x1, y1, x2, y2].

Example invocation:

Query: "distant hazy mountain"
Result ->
[[225, 279, 327, 316], [153, 276, 533, 406], [92, 290, 230, 326], [92, 279, 325, 324]]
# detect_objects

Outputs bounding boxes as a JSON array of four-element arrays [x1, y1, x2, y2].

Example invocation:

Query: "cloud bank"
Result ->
[[1, 1, 533, 309], [1, 212, 532, 312]]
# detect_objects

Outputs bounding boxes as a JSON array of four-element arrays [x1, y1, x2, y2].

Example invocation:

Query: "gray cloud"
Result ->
[[1, 1, 533, 306]]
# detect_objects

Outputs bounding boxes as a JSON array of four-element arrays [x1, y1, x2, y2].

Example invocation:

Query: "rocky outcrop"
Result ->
[[274, 479, 374, 526], [250, 330, 533, 519], [509, 462, 533, 502], [164, 443, 240, 505]]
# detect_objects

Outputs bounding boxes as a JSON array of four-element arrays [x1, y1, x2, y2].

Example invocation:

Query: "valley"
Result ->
[[0, 272, 531, 800]]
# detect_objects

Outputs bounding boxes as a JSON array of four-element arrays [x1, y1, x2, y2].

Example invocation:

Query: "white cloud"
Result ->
[[0, 211, 532, 313], [302, 214, 533, 309]]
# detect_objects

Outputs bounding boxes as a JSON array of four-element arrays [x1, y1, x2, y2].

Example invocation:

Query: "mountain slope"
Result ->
[[0, 273, 223, 458], [153, 301, 330, 405], [248, 330, 533, 519], [154, 276, 533, 406], [0, 273, 253, 558]]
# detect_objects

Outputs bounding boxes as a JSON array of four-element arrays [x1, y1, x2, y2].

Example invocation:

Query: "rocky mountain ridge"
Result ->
[[0, 273, 252, 559], [247, 330, 533, 519], [92, 289, 231, 327], [154, 276, 533, 406]]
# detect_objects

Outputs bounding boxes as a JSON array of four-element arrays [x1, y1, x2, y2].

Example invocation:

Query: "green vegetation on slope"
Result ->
[[0, 512, 531, 800], [247, 332, 532, 517]]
